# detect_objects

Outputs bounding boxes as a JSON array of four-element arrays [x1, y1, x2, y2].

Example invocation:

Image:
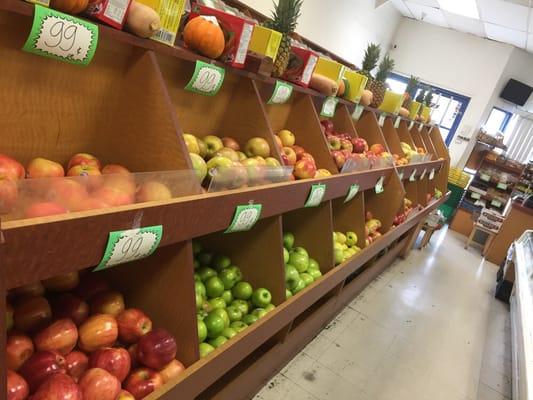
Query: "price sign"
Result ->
[[375, 176, 385, 194], [22, 5, 98, 66], [352, 104, 364, 121], [408, 121, 415, 130], [225, 204, 262, 233], [320, 97, 338, 117], [420, 168, 427, 180], [394, 117, 401, 128], [399, 171, 404, 181], [418, 123, 424, 131], [409, 169, 417, 182], [427, 126, 433, 133], [491, 199, 502, 208], [480, 173, 490, 182], [267, 80, 293, 104], [429, 168, 435, 180], [94, 226, 163, 271], [497, 182, 508, 190], [471, 192, 481, 200], [305, 184, 326, 207], [344, 184, 360, 203], [378, 114, 386, 127], [185, 60, 225, 96]]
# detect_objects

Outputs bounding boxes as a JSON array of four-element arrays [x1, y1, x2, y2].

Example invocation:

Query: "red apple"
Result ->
[[102, 164, 130, 175], [352, 138, 368, 153], [136, 328, 177, 370], [79, 368, 121, 400], [340, 139, 353, 153], [159, 359, 185, 384], [75, 196, 110, 212], [124, 368, 164, 400], [31, 373, 82, 400], [281, 147, 296, 166], [320, 120, 334, 133], [27, 158, 64, 179], [90, 290, 125, 317], [7, 370, 29, 400], [0, 177, 18, 214], [7, 333, 34, 371], [331, 150, 346, 170], [117, 389, 136, 400], [369, 143, 385, 155], [34, 319, 78, 355], [0, 154, 25, 180], [74, 275, 110, 301], [65, 351, 89, 382], [78, 314, 118, 353], [292, 145, 306, 160], [66, 165, 102, 179], [19, 351, 66, 393], [45, 179, 88, 212], [42, 271, 80, 292], [92, 185, 134, 207], [11, 282, 45, 298], [294, 159, 317, 180], [25, 202, 67, 219], [244, 137, 270, 158], [136, 181, 172, 203], [102, 174, 136, 195], [14, 296, 51, 333], [277, 129, 295, 147], [117, 309, 153, 344], [221, 137, 240, 151], [67, 153, 101, 171], [273, 135, 283, 149], [327, 136, 341, 151], [89, 347, 131, 382], [7, 302, 14, 331], [299, 152, 316, 165], [50, 293, 89, 326]]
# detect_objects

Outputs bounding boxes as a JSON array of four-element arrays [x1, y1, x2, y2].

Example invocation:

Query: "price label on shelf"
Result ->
[[22, 5, 98, 66], [344, 184, 360, 203], [497, 182, 508, 190], [375, 176, 385, 194], [394, 117, 401, 128], [267, 80, 293, 104], [418, 123, 424, 131], [94, 226, 163, 272], [429, 168, 435, 180], [427, 126, 433, 134], [480, 173, 490, 182], [185, 60, 225, 96], [408, 121, 415, 130], [409, 169, 417, 182], [378, 114, 386, 127], [352, 104, 364, 121], [399, 171, 404, 181], [420, 168, 427, 180], [471, 192, 481, 200], [491, 199, 502, 208], [225, 204, 262, 233], [320, 96, 338, 117], [305, 184, 326, 207]]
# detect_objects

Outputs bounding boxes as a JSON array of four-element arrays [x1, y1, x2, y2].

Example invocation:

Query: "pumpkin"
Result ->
[[399, 107, 409, 118], [50, 0, 88, 14], [360, 90, 373, 107], [337, 78, 346, 97], [183, 16, 225, 59]]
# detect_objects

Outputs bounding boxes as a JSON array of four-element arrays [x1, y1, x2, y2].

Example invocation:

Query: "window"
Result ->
[[484, 108, 512, 134]]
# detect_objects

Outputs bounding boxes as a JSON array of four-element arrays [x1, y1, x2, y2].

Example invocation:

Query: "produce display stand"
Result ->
[[0, 0, 451, 398]]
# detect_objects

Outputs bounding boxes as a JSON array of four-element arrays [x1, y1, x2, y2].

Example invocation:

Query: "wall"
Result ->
[[240, 0, 402, 67], [389, 18, 513, 167]]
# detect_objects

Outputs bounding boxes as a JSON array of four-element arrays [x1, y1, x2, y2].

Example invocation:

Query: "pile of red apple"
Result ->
[[6, 271, 185, 400], [364, 211, 383, 247], [0, 153, 175, 220], [392, 198, 413, 227]]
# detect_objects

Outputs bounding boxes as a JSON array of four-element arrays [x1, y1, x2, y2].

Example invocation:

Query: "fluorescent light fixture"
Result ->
[[438, 0, 480, 19]]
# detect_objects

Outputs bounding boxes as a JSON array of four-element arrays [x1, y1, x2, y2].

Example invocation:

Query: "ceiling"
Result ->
[[390, 0, 533, 53]]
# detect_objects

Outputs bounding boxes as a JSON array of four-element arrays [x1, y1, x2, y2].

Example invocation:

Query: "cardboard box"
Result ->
[[137, 0, 186, 46], [248, 26, 282, 60], [378, 90, 403, 115], [281, 45, 318, 88], [421, 105, 431, 122], [342, 69, 368, 103], [314, 57, 345, 82], [409, 101, 422, 120], [189, 4, 255, 68], [85, 0, 132, 29]]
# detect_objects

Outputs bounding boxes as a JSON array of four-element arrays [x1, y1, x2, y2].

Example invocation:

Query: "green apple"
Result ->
[[209, 336, 227, 348], [230, 321, 248, 333], [251, 288, 272, 308], [222, 327, 238, 340], [293, 246, 308, 257], [203, 135, 224, 159], [343, 250, 352, 261], [308, 258, 320, 271], [206, 156, 234, 179], [194, 272, 201, 282], [205, 276, 225, 298], [291, 279, 306, 294], [219, 269, 237, 290], [195, 292, 204, 311], [197, 266, 217, 282], [230, 300, 249, 315], [300, 273, 314, 287], [336, 232, 347, 244], [192, 241, 202, 255], [221, 290, 233, 304], [286, 289, 293, 299], [342, 244, 348, 250], [265, 157, 281, 167], [283, 248, 290, 264], [225, 305, 242, 322], [308, 268, 322, 280], [195, 281, 206, 297], [242, 314, 259, 325], [199, 342, 215, 358], [283, 232, 295, 250], [190, 153, 207, 183], [197, 319, 207, 343], [232, 281, 253, 300], [333, 232, 338, 243], [244, 137, 271, 158], [237, 151, 247, 161], [204, 312, 225, 339], [216, 147, 240, 162], [333, 242, 344, 265], [211, 308, 230, 328], [212, 255, 232, 272], [346, 231, 358, 246], [197, 138, 207, 158], [252, 308, 267, 319], [197, 251, 214, 267], [289, 251, 309, 273], [227, 266, 243, 283], [183, 133, 200, 154], [285, 264, 299, 285], [265, 304, 276, 312], [208, 297, 226, 310]]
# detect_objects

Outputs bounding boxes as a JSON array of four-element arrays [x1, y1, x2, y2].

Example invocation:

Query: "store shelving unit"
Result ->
[[0, 0, 451, 398]]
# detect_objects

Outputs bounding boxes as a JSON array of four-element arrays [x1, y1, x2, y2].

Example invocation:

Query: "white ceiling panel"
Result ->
[[485, 22, 528, 47], [444, 11, 487, 37], [477, 0, 529, 31], [391, 0, 414, 16], [404, 1, 449, 27], [501, 0, 530, 6], [406, 0, 439, 7]]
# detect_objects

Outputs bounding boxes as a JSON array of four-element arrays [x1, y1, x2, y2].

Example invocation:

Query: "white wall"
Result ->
[[390, 18, 513, 166], [240, 0, 402, 67]]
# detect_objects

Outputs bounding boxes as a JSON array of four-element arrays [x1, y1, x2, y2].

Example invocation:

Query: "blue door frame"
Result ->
[[390, 73, 471, 146]]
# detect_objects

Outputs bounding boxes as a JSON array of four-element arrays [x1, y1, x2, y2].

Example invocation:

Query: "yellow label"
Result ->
[[139, 0, 186, 46], [249, 26, 282, 59]]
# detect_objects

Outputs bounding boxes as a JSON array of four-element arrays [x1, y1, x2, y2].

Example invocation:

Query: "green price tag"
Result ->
[[268, 80, 293, 104], [305, 184, 326, 207], [491, 199, 502, 207], [378, 114, 386, 127], [480, 173, 490, 182], [344, 184, 360, 203], [320, 96, 338, 117], [185, 60, 225, 96], [497, 182, 508, 190], [471, 192, 481, 200], [420, 168, 427, 180], [399, 171, 404, 180], [409, 169, 417, 182], [22, 5, 98, 66], [394, 117, 401, 128], [94, 225, 163, 272], [352, 104, 364, 121], [429, 168, 435, 180], [375, 176, 385, 194], [225, 204, 262, 233], [408, 121, 415, 130], [418, 123, 424, 131]]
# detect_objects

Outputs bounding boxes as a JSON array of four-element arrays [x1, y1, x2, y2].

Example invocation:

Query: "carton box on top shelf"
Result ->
[[281, 43, 318, 88], [85, 0, 132, 29]]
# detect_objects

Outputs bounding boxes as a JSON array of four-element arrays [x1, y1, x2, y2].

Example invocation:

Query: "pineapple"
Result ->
[[264, 0, 303, 78], [415, 86, 427, 103], [424, 88, 434, 107], [403, 75, 419, 108], [369, 54, 394, 108], [360, 43, 381, 89]]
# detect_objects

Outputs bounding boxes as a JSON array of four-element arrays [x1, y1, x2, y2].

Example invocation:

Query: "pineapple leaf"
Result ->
[[361, 43, 381, 74], [375, 54, 395, 82], [266, 0, 303, 34], [405, 76, 419, 97], [424, 88, 434, 106]]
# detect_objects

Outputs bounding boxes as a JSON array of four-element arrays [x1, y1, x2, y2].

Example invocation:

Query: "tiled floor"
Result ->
[[254, 227, 512, 400]]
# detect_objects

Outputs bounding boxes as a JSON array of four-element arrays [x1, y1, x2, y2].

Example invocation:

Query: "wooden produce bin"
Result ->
[[403, 179, 419, 208], [419, 127, 439, 160], [364, 173, 405, 235], [332, 194, 366, 250], [381, 116, 407, 160], [257, 82, 337, 174], [410, 124, 429, 154], [397, 120, 417, 150], [354, 110, 393, 156], [429, 126, 451, 195]]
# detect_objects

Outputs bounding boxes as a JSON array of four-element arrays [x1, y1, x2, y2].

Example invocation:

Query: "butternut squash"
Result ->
[[399, 107, 409, 117], [337, 78, 346, 97], [125, 1, 161, 39], [309, 73, 338, 96]]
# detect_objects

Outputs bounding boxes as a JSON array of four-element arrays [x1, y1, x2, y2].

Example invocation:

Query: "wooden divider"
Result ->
[[419, 127, 438, 160], [382, 116, 406, 158], [355, 110, 393, 153], [418, 177, 429, 207], [318, 103, 360, 138], [331, 195, 366, 249], [403, 180, 419, 208], [364, 173, 405, 234], [409, 125, 429, 154], [397, 120, 417, 149]]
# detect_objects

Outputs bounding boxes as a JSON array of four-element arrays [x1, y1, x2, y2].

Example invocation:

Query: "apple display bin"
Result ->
[[257, 82, 338, 175], [409, 125, 432, 160], [332, 192, 366, 250], [353, 109, 394, 157], [207, 166, 294, 192], [381, 115, 408, 160]]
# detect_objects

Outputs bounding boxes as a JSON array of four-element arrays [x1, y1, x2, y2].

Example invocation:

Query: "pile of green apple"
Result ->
[[193, 242, 275, 359], [283, 232, 322, 299], [333, 231, 361, 265]]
